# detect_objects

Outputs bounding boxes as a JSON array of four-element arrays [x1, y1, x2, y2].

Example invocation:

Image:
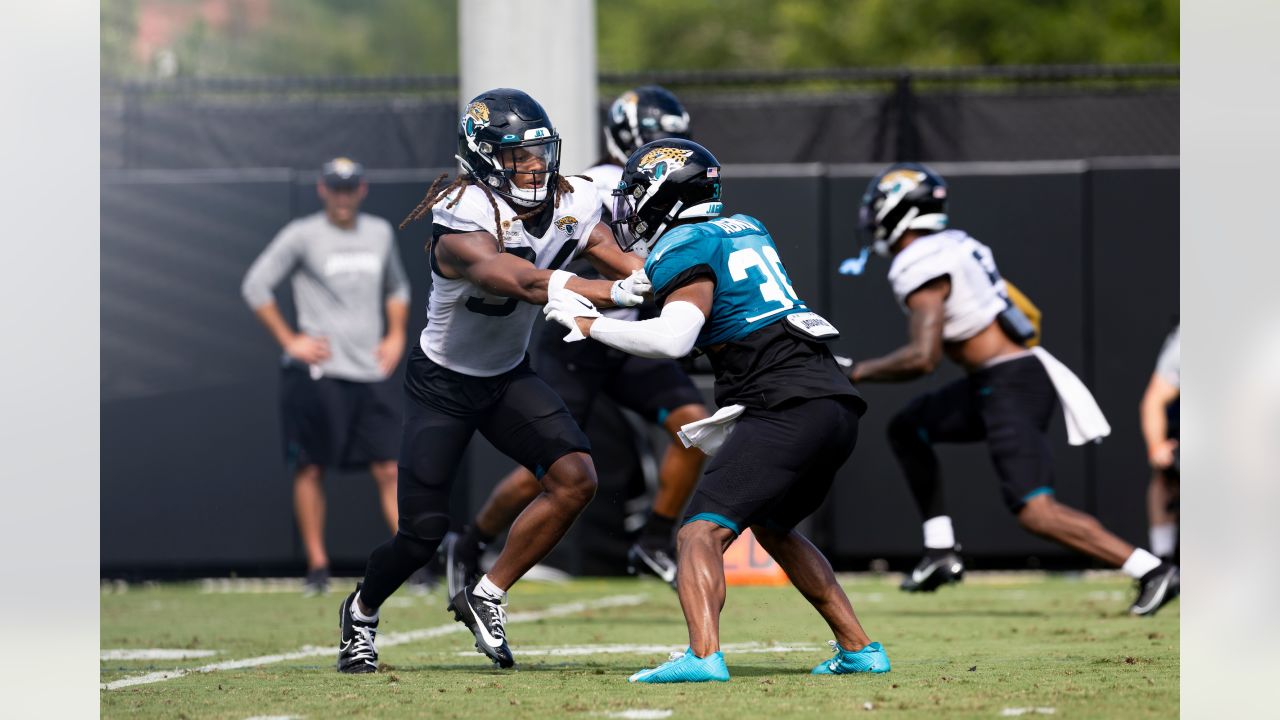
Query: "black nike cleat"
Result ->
[[337, 584, 378, 674], [900, 548, 965, 593], [448, 585, 514, 668], [443, 531, 483, 600], [1130, 563, 1179, 616], [627, 541, 678, 590]]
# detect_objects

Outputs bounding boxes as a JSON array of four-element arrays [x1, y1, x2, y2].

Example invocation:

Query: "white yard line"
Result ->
[[456, 641, 821, 658], [101, 648, 219, 661], [1000, 709, 1057, 716], [101, 593, 648, 691], [604, 711, 674, 719]]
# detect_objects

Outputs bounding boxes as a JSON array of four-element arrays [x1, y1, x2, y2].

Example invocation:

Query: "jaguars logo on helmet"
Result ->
[[637, 147, 694, 182], [463, 101, 490, 138], [877, 168, 928, 194]]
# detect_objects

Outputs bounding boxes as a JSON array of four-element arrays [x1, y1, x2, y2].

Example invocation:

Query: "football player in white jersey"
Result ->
[[848, 163, 1178, 616], [445, 86, 707, 593], [336, 89, 652, 674]]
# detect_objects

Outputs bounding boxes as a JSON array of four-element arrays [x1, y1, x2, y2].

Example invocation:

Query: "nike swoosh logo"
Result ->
[[469, 604, 504, 647], [340, 639, 354, 652], [641, 554, 677, 583], [477, 626, 503, 647], [911, 559, 953, 583], [655, 564, 676, 583], [1134, 575, 1171, 613]]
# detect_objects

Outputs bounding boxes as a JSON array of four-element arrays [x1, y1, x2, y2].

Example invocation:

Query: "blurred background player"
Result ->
[[545, 139, 889, 683], [240, 157, 410, 596], [445, 86, 707, 593], [1141, 324, 1179, 562], [336, 89, 653, 673], [848, 162, 1179, 616]]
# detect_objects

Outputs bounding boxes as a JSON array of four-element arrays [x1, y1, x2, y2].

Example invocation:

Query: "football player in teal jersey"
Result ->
[[544, 139, 890, 683]]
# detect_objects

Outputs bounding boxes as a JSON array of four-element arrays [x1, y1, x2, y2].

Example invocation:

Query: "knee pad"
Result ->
[[397, 490, 452, 544], [399, 512, 451, 545]]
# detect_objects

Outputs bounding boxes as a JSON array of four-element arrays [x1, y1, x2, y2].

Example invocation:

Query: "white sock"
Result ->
[[350, 591, 378, 622], [473, 574, 506, 601], [1121, 548, 1163, 579], [923, 516, 957, 549], [1149, 524, 1177, 558]]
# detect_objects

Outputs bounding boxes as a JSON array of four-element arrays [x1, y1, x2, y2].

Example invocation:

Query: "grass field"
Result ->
[[101, 573, 1178, 719]]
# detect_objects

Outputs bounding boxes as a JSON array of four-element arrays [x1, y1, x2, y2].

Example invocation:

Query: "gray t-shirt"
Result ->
[[1154, 326, 1180, 388], [242, 211, 410, 382]]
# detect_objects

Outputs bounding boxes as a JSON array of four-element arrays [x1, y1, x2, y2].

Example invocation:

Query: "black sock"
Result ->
[[458, 523, 493, 563], [641, 513, 677, 545], [924, 546, 956, 560]]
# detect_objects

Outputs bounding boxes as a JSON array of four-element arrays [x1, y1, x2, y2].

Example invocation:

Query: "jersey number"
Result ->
[[465, 247, 537, 317], [727, 246, 800, 322]]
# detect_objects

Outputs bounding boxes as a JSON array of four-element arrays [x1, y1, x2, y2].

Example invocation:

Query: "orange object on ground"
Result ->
[[723, 528, 790, 586]]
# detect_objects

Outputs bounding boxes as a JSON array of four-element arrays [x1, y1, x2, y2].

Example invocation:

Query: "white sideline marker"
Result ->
[[605, 711, 674, 719], [101, 593, 648, 691], [101, 648, 219, 661], [1000, 709, 1057, 716]]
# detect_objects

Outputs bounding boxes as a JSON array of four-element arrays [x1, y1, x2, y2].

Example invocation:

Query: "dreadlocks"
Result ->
[[399, 173, 584, 252]]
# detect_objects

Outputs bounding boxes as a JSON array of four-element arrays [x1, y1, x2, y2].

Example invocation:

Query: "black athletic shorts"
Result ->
[[891, 354, 1058, 512], [534, 332, 705, 427], [280, 364, 401, 470], [682, 396, 861, 536], [400, 345, 591, 489]]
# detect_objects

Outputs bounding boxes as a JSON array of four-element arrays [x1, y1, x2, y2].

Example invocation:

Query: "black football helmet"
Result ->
[[859, 162, 949, 256], [611, 138, 722, 257], [604, 86, 691, 166], [457, 88, 561, 208]]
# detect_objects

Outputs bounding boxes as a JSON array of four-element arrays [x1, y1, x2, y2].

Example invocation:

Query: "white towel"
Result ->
[[677, 404, 746, 456], [1030, 347, 1111, 445]]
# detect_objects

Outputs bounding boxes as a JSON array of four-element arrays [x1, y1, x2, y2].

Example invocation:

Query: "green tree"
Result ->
[[102, 0, 1178, 80]]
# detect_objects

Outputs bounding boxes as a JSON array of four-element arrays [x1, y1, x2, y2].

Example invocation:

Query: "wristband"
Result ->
[[548, 269, 576, 298]]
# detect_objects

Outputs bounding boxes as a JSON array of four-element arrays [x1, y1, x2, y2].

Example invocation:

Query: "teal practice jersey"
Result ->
[[645, 214, 809, 346]]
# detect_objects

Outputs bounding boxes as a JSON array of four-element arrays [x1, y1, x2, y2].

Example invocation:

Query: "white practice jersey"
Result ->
[[888, 229, 1011, 343], [422, 177, 602, 376], [582, 162, 623, 209], [581, 162, 638, 322]]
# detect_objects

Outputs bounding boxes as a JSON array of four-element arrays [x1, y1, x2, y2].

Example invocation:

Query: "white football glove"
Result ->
[[544, 289, 601, 342], [610, 269, 652, 308]]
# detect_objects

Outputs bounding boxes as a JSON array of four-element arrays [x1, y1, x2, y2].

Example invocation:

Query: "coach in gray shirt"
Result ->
[[242, 157, 410, 595]]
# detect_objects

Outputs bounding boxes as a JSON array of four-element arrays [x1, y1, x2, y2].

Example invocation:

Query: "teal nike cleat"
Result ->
[[810, 640, 891, 675], [628, 648, 730, 683]]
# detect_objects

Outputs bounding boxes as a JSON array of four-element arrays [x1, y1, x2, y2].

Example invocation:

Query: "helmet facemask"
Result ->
[[494, 136, 561, 207], [610, 182, 662, 258]]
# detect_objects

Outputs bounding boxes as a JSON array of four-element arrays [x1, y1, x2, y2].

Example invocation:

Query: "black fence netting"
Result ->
[[101, 65, 1177, 170]]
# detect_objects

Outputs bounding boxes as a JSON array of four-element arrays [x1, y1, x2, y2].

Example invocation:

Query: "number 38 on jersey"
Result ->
[[644, 214, 820, 347]]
